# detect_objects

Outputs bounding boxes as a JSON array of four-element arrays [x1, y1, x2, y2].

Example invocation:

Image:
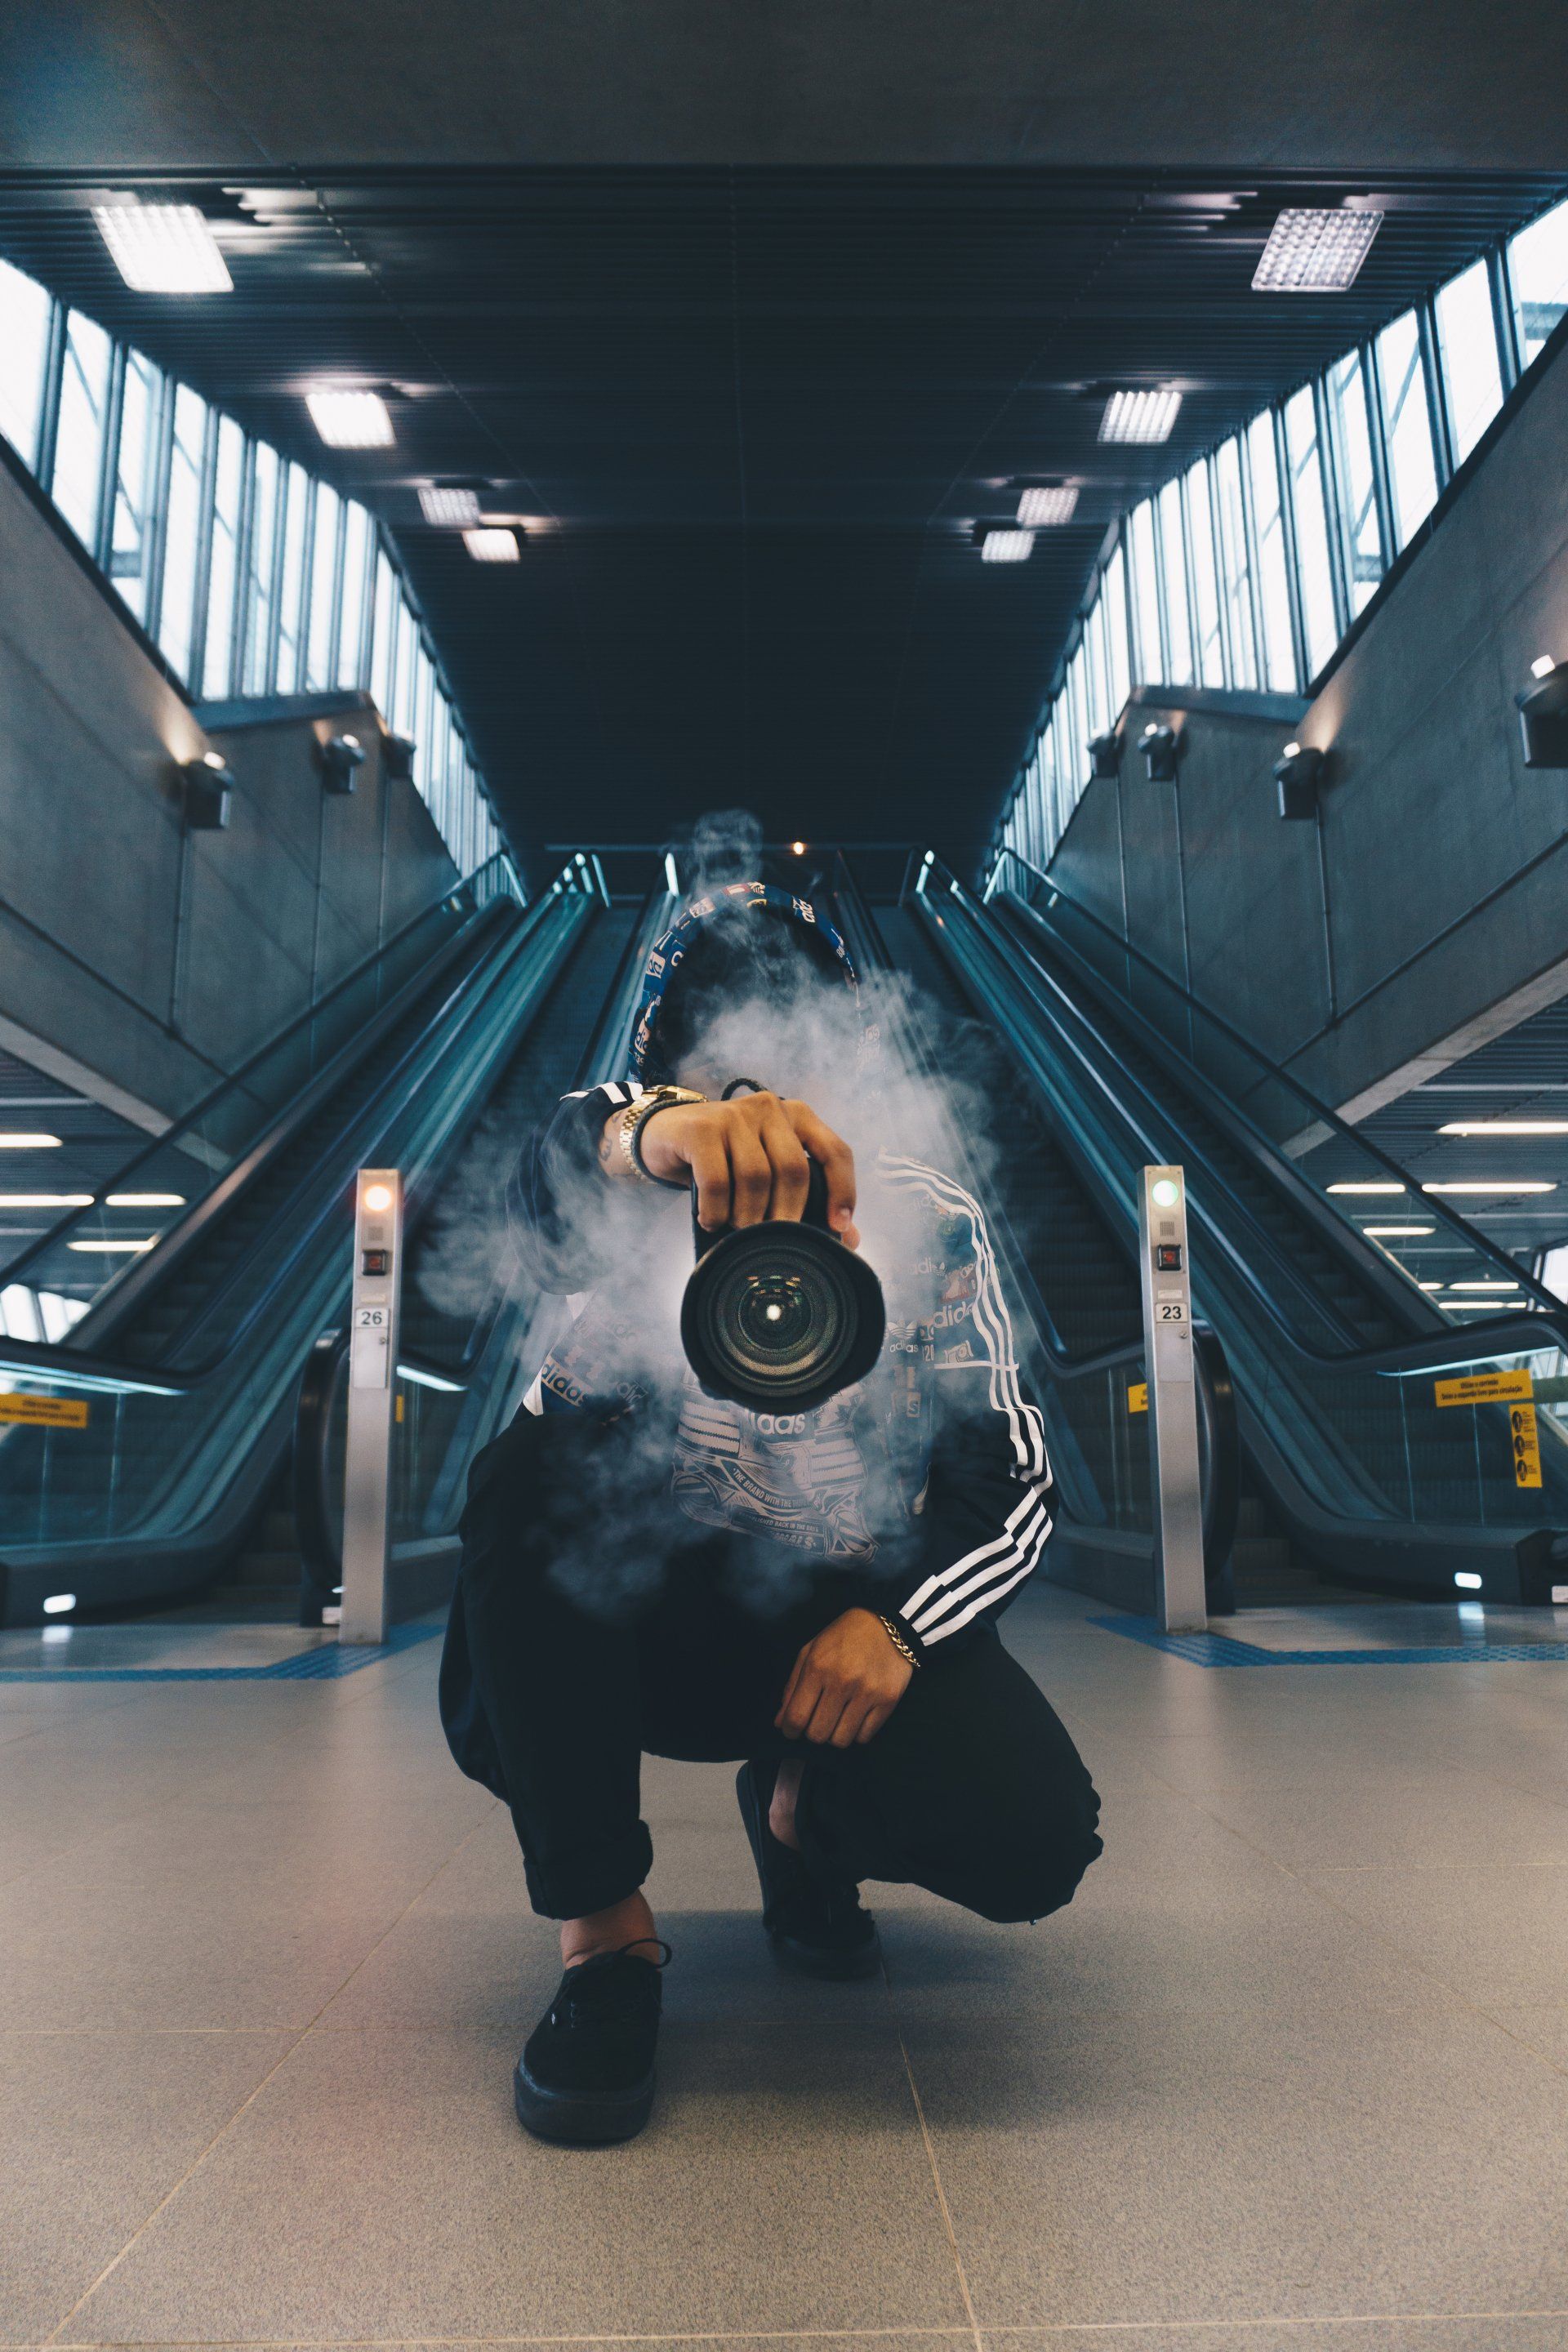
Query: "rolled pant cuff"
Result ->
[[519, 1820, 654, 1922]]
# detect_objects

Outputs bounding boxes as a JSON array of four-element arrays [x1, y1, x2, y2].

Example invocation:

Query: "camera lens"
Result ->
[[681, 1222, 884, 1414]]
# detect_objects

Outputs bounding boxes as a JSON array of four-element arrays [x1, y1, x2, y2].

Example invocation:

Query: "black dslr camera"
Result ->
[[681, 1160, 885, 1415]]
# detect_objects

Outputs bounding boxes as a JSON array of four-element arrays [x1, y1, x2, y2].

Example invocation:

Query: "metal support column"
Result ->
[[1138, 1165, 1208, 1633], [339, 1167, 403, 1646]]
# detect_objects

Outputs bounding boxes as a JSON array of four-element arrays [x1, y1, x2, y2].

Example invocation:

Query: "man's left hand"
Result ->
[[775, 1608, 915, 1747]]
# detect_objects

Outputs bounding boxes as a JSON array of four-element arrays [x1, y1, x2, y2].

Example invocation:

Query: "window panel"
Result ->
[[1183, 458, 1224, 686], [1102, 546, 1131, 717], [1434, 258, 1504, 466], [369, 550, 398, 719], [201, 414, 245, 698], [241, 441, 281, 694], [274, 465, 310, 693], [1325, 350, 1384, 614], [1508, 196, 1568, 368], [1127, 500, 1163, 685], [0, 258, 52, 468], [1282, 385, 1339, 679], [1375, 310, 1440, 550], [394, 602, 420, 741], [1157, 479, 1194, 686], [1082, 594, 1110, 738], [305, 483, 341, 691], [157, 385, 208, 682], [336, 501, 372, 685], [1245, 412, 1298, 692], [1212, 436, 1258, 689], [51, 310, 113, 550], [107, 348, 163, 624]]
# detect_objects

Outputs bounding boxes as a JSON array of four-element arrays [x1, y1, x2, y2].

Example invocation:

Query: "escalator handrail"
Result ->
[[0, 875, 590, 1392], [920, 858, 1568, 1374], [988, 844, 1563, 1319], [0, 849, 528, 1299]]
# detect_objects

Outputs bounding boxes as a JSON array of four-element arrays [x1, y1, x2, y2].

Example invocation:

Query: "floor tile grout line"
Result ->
[[896, 2033, 982, 2352], [37, 1807, 503, 2347]]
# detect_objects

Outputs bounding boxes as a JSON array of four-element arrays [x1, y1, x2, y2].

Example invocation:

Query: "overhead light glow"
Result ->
[[106, 1192, 186, 1207], [305, 389, 394, 448], [93, 203, 233, 294], [1446, 1279, 1525, 1290], [1328, 1183, 1405, 1195], [1418, 1282, 1446, 1291], [1422, 1181, 1557, 1196], [791, 841, 807, 857], [0, 1194, 91, 1209], [202, 751, 227, 769], [1282, 742, 1302, 760], [982, 529, 1034, 564], [42, 1593, 77, 1615], [67, 1238, 155, 1253], [1364, 1225, 1434, 1236], [419, 485, 482, 527], [1439, 1120, 1568, 1135], [1252, 207, 1384, 293], [1099, 389, 1183, 444], [1016, 486, 1079, 527], [1532, 655, 1558, 679], [0, 1134, 61, 1149], [1453, 1572, 1483, 1591], [463, 528, 520, 564]]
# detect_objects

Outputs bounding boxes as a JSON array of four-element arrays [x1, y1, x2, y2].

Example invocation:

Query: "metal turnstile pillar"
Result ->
[[339, 1167, 403, 1646], [1138, 1165, 1208, 1633]]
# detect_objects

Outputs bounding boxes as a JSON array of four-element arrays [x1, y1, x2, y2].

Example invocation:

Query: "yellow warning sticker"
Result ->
[[0, 1392, 90, 1428], [1511, 1401, 1543, 1489], [1434, 1368, 1535, 1408], [1128, 1383, 1148, 1414]]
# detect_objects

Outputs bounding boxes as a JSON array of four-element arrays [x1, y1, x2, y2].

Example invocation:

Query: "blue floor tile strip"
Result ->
[[0, 1621, 442, 1682], [1089, 1615, 1568, 1667]]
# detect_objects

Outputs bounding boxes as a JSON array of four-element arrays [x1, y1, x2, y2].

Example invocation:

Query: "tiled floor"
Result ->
[[4, 1585, 1568, 2351]]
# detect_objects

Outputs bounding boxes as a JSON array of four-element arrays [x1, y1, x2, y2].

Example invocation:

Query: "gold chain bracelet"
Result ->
[[878, 1615, 921, 1669]]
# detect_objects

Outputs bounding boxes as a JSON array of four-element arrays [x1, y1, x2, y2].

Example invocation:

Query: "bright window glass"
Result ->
[[1157, 479, 1193, 686], [394, 602, 420, 739], [1375, 310, 1440, 549], [370, 550, 398, 718], [1183, 458, 1224, 686], [1325, 350, 1383, 614], [0, 258, 52, 467], [1102, 544, 1131, 715], [1434, 258, 1504, 466], [1082, 597, 1110, 739], [241, 441, 280, 693], [1212, 436, 1258, 690], [51, 311, 113, 549], [337, 501, 372, 684], [107, 347, 162, 624], [305, 484, 341, 691], [1127, 500, 1163, 684], [274, 465, 310, 692], [1245, 412, 1298, 691], [201, 414, 245, 698], [1508, 197, 1568, 367], [1283, 385, 1339, 679], [157, 385, 208, 681]]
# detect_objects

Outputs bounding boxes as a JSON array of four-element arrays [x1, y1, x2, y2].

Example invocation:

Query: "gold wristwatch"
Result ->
[[619, 1086, 707, 1184]]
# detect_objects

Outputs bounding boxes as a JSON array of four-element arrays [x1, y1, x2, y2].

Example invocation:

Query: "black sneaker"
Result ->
[[514, 1941, 670, 2146], [736, 1760, 880, 1980]]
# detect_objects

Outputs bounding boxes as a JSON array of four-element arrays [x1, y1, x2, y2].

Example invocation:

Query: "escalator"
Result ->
[[890, 852, 1568, 1603], [0, 857, 639, 1625]]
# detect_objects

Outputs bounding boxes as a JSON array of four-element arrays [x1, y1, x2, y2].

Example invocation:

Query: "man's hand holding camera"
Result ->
[[604, 1090, 861, 1250]]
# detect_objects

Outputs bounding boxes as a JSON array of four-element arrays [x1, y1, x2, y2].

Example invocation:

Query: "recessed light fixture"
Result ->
[[1016, 486, 1079, 527], [0, 1194, 92, 1209], [0, 1134, 61, 1149], [1418, 1281, 1446, 1291], [305, 389, 394, 448], [1364, 1224, 1435, 1237], [981, 529, 1034, 564], [1252, 207, 1384, 293], [419, 485, 482, 527], [1446, 1279, 1526, 1290], [463, 528, 521, 564], [106, 1192, 186, 1208], [67, 1238, 155, 1254], [1454, 1572, 1484, 1591], [42, 1593, 77, 1615], [1327, 1183, 1405, 1195], [1099, 390, 1183, 444], [1439, 1120, 1568, 1135], [1532, 655, 1558, 679], [791, 841, 807, 857], [93, 202, 233, 293], [1422, 1181, 1557, 1196]]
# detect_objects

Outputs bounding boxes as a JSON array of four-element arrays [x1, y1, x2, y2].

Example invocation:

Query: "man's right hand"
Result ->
[[605, 1091, 858, 1246]]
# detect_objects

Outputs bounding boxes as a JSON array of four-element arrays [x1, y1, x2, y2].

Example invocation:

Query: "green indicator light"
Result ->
[[1151, 1178, 1181, 1209]]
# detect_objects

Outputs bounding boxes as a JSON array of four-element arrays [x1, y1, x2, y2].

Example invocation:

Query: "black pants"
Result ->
[[440, 1408, 1102, 1923]]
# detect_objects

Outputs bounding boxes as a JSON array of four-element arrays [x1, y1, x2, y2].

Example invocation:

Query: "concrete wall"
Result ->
[[1045, 325, 1568, 1123], [0, 452, 459, 1130]]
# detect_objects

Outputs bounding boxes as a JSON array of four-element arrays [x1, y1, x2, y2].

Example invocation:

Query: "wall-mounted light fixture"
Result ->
[[1139, 721, 1178, 783], [1517, 657, 1568, 769], [319, 733, 368, 795], [181, 751, 233, 830], [381, 731, 416, 783], [1089, 730, 1121, 781], [1273, 739, 1325, 819]]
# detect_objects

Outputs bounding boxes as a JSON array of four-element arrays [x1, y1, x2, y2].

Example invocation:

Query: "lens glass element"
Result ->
[[682, 1222, 884, 1412]]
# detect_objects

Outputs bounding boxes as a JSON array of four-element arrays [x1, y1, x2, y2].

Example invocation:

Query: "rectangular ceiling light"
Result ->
[[1016, 486, 1079, 527], [93, 203, 233, 293], [1099, 390, 1183, 445], [0, 1193, 92, 1209], [1252, 207, 1384, 293], [1327, 1182, 1405, 1195], [0, 1133, 61, 1148], [419, 485, 482, 527], [1364, 1224, 1435, 1236], [68, 1237, 155, 1254], [463, 528, 521, 564], [106, 1192, 186, 1207], [1422, 1181, 1557, 1195], [305, 389, 394, 448], [1438, 1120, 1568, 1135], [981, 529, 1034, 564]]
